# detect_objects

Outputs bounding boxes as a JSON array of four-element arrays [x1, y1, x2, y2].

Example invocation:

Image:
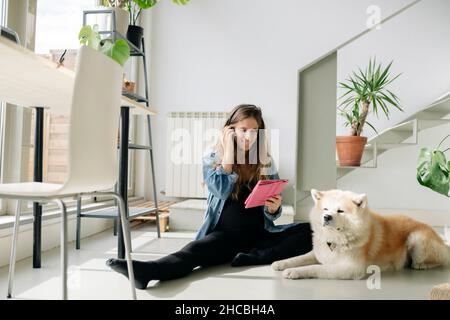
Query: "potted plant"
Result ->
[[125, 0, 156, 49], [125, 0, 191, 49], [337, 58, 403, 166], [102, 0, 130, 37]]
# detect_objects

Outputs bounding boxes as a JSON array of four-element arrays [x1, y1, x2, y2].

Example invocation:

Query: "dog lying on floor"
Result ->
[[272, 189, 450, 280]]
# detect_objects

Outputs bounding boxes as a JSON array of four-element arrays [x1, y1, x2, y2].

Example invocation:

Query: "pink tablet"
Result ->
[[244, 179, 288, 209]]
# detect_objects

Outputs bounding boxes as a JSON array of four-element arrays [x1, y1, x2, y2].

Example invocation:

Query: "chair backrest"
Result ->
[[60, 45, 122, 194]]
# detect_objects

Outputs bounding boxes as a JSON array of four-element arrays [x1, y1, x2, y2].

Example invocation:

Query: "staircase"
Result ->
[[294, 0, 449, 215]]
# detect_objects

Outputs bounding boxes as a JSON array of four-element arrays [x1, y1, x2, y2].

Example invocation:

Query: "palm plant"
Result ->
[[338, 58, 403, 136]]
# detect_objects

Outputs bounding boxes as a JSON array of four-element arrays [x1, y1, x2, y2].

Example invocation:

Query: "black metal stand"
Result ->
[[77, 10, 161, 258], [141, 38, 161, 238], [32, 107, 44, 268], [118, 107, 130, 259]]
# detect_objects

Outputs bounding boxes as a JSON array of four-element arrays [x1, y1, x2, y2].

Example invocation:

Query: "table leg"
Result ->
[[118, 107, 129, 259], [33, 107, 44, 268]]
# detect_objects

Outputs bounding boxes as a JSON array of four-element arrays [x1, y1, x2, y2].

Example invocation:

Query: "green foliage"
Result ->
[[79, 25, 101, 50], [100, 38, 131, 67], [417, 135, 450, 197], [79, 25, 130, 67], [339, 102, 378, 135], [103, 0, 127, 7], [126, 0, 190, 25], [133, 0, 158, 9], [338, 58, 402, 136]]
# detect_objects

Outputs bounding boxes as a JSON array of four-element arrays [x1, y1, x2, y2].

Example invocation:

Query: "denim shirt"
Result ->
[[195, 148, 299, 240]]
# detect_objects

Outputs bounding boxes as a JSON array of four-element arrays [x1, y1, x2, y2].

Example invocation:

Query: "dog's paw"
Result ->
[[282, 268, 304, 279], [271, 261, 287, 271], [411, 262, 438, 270]]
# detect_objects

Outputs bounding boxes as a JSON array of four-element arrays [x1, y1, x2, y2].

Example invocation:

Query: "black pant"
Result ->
[[151, 223, 313, 280]]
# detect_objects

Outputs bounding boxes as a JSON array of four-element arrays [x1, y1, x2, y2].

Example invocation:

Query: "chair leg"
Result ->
[[112, 194, 137, 300], [76, 197, 81, 250], [54, 199, 68, 300], [7, 200, 21, 299]]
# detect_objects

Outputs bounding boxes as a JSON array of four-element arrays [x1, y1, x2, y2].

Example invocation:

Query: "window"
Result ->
[[0, 0, 7, 214], [35, 0, 95, 54]]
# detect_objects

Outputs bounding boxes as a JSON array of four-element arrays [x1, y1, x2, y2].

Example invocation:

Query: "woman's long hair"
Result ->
[[209, 104, 273, 201]]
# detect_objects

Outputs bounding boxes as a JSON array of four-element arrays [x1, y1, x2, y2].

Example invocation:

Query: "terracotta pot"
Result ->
[[336, 136, 368, 166]]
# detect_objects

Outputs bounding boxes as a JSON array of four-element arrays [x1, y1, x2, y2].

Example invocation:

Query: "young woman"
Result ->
[[107, 104, 312, 289]]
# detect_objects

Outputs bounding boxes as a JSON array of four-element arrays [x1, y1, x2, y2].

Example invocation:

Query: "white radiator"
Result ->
[[165, 111, 229, 198]]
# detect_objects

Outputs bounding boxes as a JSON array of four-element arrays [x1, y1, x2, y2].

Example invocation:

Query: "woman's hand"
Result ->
[[220, 125, 236, 164], [265, 194, 282, 214]]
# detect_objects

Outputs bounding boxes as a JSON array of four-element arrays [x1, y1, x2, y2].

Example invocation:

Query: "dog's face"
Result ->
[[309, 189, 368, 234]]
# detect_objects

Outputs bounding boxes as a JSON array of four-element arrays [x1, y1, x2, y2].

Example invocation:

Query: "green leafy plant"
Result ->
[[125, 0, 190, 25], [338, 58, 403, 136], [103, 0, 128, 7], [103, 0, 191, 25], [79, 25, 130, 67], [417, 135, 450, 197]]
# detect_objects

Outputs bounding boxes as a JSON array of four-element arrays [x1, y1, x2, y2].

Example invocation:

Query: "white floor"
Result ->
[[0, 223, 449, 300]]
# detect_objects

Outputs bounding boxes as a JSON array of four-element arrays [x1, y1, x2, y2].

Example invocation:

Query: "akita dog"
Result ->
[[272, 189, 450, 279]]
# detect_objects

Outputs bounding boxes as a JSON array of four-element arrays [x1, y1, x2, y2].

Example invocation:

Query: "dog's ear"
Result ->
[[311, 189, 323, 203], [352, 193, 367, 209]]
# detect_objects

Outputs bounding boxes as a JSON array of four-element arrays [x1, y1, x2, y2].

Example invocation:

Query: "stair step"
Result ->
[[364, 142, 416, 150]]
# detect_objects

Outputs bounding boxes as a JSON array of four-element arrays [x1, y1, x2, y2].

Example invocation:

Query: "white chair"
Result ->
[[0, 45, 136, 300]]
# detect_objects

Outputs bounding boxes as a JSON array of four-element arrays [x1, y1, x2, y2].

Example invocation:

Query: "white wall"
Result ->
[[136, 0, 415, 206]]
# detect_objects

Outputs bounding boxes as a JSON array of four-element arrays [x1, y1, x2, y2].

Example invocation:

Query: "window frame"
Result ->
[[1, 0, 140, 215], [0, 0, 7, 26], [0, 0, 8, 215]]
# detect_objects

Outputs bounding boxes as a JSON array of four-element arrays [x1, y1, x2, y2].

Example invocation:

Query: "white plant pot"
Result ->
[[91, 7, 129, 36], [111, 7, 129, 36]]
